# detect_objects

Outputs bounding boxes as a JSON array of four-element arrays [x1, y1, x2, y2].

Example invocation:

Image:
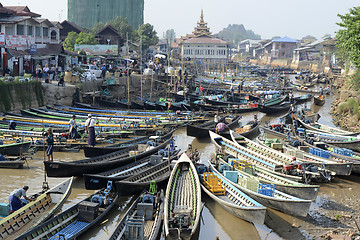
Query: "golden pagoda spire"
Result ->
[[193, 9, 212, 38]]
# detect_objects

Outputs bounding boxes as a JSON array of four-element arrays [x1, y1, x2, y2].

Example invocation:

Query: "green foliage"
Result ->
[[336, 6, 360, 69], [108, 17, 135, 39], [90, 22, 106, 34], [63, 32, 98, 51], [216, 24, 261, 44], [348, 70, 360, 90], [135, 23, 159, 51]]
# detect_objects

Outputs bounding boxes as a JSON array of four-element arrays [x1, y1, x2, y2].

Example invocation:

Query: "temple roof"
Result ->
[[193, 9, 212, 38]]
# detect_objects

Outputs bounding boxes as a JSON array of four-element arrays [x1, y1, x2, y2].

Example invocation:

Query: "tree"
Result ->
[[62, 32, 78, 51], [336, 6, 360, 69], [136, 23, 159, 51], [62, 32, 98, 51], [108, 17, 134, 40]]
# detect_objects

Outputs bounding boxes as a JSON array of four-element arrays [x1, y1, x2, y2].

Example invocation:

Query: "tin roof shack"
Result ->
[[292, 37, 336, 71], [238, 39, 261, 58], [263, 37, 298, 59]]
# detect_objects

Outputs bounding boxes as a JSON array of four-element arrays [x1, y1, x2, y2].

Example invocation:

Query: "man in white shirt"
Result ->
[[9, 186, 32, 212], [85, 114, 96, 146], [68, 115, 79, 139]]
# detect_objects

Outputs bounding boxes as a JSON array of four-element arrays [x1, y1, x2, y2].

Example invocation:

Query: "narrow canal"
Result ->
[[1, 91, 359, 239]]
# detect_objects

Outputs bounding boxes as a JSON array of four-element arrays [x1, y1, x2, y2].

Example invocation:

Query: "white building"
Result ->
[[180, 10, 228, 64], [0, 5, 61, 75]]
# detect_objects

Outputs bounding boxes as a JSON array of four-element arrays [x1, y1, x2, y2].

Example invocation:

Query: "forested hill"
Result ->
[[216, 24, 261, 44]]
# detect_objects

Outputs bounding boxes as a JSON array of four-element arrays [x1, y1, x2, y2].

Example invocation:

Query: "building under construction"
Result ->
[[68, 0, 144, 29]]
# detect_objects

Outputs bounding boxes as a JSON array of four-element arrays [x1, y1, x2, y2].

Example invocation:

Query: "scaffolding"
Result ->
[[68, 0, 144, 29]]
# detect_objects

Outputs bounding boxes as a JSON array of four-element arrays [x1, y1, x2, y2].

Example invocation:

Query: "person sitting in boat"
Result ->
[[8, 120, 16, 130], [216, 122, 228, 133], [68, 115, 79, 140], [9, 186, 33, 213]]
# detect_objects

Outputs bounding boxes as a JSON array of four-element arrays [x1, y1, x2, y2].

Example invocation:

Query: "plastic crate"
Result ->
[[239, 178, 259, 193], [258, 183, 275, 197], [219, 163, 232, 173], [320, 150, 331, 159], [335, 148, 344, 155], [223, 171, 238, 183], [309, 148, 315, 155]]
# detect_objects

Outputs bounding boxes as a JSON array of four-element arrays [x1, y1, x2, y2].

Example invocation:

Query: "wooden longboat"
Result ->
[[210, 130, 302, 182], [0, 141, 31, 156], [292, 94, 313, 104], [298, 118, 360, 137], [209, 161, 312, 217], [83, 136, 149, 158], [261, 126, 360, 174], [259, 103, 291, 115], [304, 129, 360, 152], [215, 154, 319, 201], [186, 116, 227, 138], [98, 98, 132, 109], [256, 135, 353, 176], [44, 130, 175, 177], [108, 190, 164, 240], [186, 116, 239, 139], [85, 150, 180, 190], [17, 185, 118, 240], [0, 178, 73, 240], [115, 154, 176, 196], [229, 121, 261, 139], [0, 156, 25, 169], [197, 164, 266, 224], [314, 96, 325, 106], [164, 154, 201, 240], [262, 95, 286, 106]]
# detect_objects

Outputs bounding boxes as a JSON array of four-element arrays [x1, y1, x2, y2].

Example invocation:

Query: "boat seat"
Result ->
[[137, 203, 154, 220], [173, 206, 192, 215], [48, 220, 88, 240]]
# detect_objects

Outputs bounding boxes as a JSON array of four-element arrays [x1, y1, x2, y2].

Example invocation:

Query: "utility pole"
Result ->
[[127, 32, 130, 109], [140, 35, 143, 101]]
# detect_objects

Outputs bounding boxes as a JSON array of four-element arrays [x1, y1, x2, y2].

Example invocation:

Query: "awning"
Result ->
[[6, 43, 64, 58]]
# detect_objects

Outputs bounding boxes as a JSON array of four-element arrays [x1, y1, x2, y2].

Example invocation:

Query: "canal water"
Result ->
[[1, 90, 359, 240]]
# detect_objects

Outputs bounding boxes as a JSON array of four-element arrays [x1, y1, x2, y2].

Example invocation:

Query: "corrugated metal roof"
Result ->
[[272, 36, 298, 43]]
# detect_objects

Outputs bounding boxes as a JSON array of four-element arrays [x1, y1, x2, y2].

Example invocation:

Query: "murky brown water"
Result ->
[[1, 87, 359, 240]]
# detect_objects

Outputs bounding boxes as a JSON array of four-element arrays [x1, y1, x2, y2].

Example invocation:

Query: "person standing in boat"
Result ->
[[85, 114, 96, 147], [45, 128, 54, 161], [68, 115, 79, 140], [9, 186, 33, 213]]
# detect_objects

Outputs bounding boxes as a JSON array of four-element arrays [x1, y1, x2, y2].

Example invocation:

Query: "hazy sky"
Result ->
[[1, 0, 359, 40]]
